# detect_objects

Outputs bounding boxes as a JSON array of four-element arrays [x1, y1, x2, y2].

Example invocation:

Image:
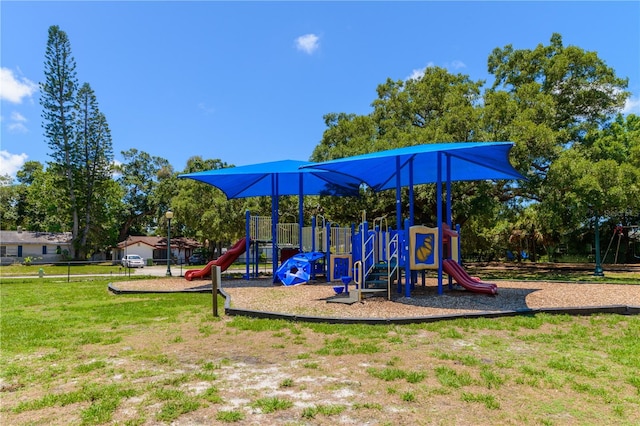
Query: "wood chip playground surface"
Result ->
[[109, 275, 640, 323]]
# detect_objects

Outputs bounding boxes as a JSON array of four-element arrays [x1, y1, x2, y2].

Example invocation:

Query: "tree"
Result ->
[[4, 162, 68, 232], [371, 67, 482, 145], [116, 149, 172, 240], [74, 82, 115, 258], [486, 33, 629, 195], [0, 174, 19, 230], [40, 25, 80, 257], [309, 34, 632, 261], [170, 157, 256, 257], [542, 114, 640, 257], [488, 33, 629, 133], [311, 66, 507, 229]]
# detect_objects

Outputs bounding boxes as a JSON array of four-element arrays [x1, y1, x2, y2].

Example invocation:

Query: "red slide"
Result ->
[[442, 259, 498, 295], [184, 238, 248, 281]]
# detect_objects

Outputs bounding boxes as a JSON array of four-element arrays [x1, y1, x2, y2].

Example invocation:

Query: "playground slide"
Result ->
[[442, 259, 498, 295], [184, 237, 248, 281]]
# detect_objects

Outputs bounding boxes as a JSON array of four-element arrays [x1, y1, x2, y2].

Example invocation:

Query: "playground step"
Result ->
[[326, 289, 387, 304], [367, 273, 387, 281], [326, 292, 360, 305], [360, 288, 388, 295], [365, 279, 388, 287], [366, 271, 396, 281], [374, 260, 397, 268]]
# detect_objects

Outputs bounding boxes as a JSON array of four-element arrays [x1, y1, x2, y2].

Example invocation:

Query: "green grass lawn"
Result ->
[[0, 262, 247, 278], [1, 277, 639, 425], [0, 262, 130, 277]]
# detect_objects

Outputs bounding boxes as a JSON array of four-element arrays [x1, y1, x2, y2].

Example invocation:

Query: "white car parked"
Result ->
[[122, 254, 145, 268]]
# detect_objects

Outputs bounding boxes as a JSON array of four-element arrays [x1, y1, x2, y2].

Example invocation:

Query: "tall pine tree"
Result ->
[[74, 83, 114, 258], [40, 26, 115, 259], [40, 25, 80, 257]]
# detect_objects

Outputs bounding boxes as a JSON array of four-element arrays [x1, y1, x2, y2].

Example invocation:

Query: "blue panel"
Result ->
[[301, 142, 524, 191], [178, 159, 362, 199]]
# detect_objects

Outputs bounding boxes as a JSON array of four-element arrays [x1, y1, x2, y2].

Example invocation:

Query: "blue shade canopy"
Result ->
[[179, 159, 362, 199], [300, 142, 525, 191]]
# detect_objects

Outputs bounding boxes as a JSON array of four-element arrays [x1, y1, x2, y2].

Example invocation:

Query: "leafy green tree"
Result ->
[[471, 33, 632, 260], [489, 33, 628, 136], [312, 113, 377, 162], [0, 174, 19, 230], [311, 66, 507, 229], [310, 34, 631, 261], [0, 161, 69, 232], [371, 67, 482, 145], [542, 114, 640, 254], [116, 149, 171, 241], [170, 157, 256, 257], [486, 33, 629, 198], [85, 178, 124, 255]]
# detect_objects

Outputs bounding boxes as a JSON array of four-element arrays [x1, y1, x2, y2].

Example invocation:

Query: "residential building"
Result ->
[[0, 229, 72, 265]]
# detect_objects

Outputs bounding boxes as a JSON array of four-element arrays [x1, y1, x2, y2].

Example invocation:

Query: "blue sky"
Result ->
[[2, 1, 639, 178]]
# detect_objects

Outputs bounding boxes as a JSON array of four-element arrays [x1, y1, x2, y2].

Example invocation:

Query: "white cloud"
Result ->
[[623, 95, 640, 115], [5, 111, 29, 133], [8, 122, 28, 133], [197, 102, 215, 115], [0, 150, 28, 177], [406, 60, 466, 81], [407, 62, 435, 81], [295, 34, 320, 55], [11, 111, 26, 122], [0, 67, 38, 103], [407, 69, 424, 81], [450, 60, 466, 70]]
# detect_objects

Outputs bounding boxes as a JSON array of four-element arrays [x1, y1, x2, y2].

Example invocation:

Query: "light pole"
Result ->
[[166, 209, 174, 276], [124, 235, 129, 276], [179, 241, 184, 277]]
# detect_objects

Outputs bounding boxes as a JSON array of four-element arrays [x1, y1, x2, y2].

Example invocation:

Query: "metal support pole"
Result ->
[[166, 217, 172, 276], [436, 152, 443, 294], [594, 212, 604, 277]]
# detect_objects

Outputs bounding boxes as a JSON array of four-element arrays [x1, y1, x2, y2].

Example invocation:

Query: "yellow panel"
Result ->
[[450, 235, 459, 262], [409, 226, 439, 270]]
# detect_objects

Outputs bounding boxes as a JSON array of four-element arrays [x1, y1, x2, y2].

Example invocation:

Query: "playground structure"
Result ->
[[235, 209, 497, 299], [180, 142, 525, 298], [244, 211, 353, 284]]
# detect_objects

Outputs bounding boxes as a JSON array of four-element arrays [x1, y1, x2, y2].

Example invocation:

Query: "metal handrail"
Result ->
[[387, 233, 399, 301], [353, 260, 364, 301], [362, 231, 376, 280]]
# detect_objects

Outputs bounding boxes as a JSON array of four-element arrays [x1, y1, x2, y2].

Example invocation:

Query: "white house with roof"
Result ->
[[0, 229, 73, 265], [113, 236, 201, 265]]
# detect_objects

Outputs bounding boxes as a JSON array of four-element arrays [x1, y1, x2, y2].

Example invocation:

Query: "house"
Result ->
[[0, 229, 73, 265], [112, 236, 201, 265]]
